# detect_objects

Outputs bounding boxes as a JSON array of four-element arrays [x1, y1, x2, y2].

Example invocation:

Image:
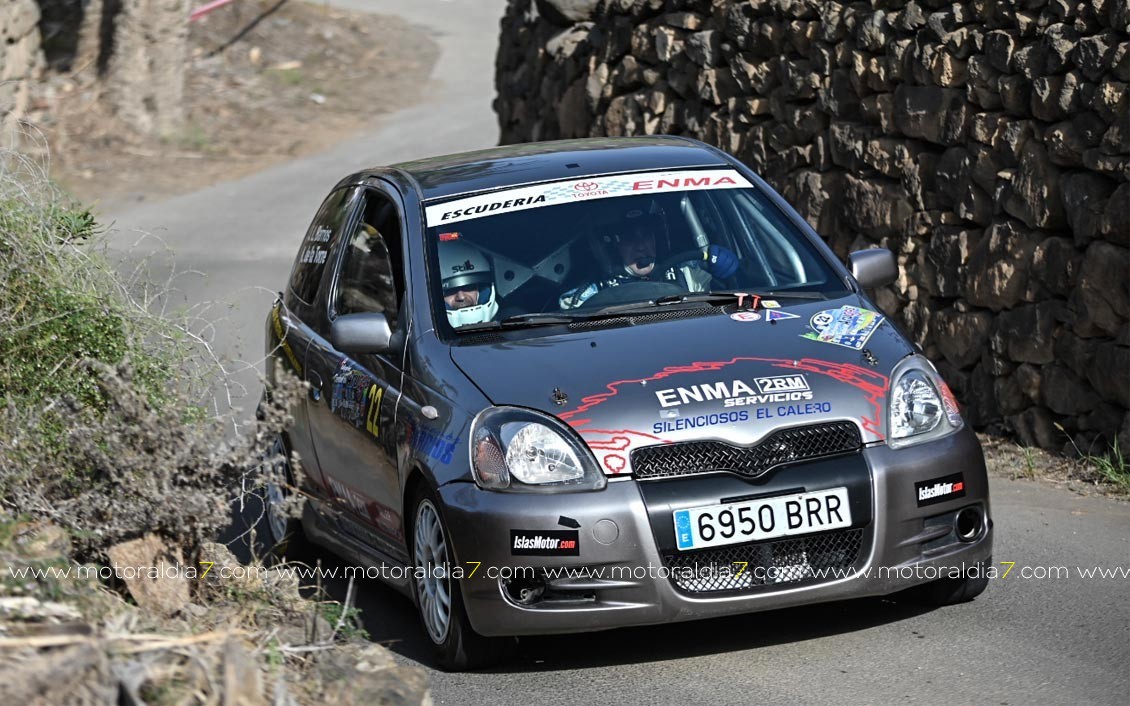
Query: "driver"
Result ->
[[559, 210, 739, 309], [438, 237, 499, 326]]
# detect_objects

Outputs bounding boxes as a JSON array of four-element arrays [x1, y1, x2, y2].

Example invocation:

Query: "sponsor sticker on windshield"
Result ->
[[425, 169, 754, 226]]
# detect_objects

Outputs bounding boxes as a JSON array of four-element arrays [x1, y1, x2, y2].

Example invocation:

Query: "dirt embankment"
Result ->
[[28, 0, 439, 212]]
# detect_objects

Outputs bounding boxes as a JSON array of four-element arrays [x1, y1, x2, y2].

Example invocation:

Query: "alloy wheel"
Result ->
[[414, 499, 452, 644]]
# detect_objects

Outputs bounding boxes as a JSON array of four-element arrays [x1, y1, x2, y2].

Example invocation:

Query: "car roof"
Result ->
[[384, 136, 732, 201]]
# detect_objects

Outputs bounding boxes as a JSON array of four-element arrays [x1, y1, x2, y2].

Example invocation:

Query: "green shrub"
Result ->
[[0, 150, 297, 559]]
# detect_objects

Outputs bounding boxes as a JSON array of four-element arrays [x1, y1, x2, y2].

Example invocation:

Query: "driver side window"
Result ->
[[335, 190, 404, 330]]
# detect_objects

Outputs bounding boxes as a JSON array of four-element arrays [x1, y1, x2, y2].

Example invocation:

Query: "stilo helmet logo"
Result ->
[[452, 260, 476, 273]]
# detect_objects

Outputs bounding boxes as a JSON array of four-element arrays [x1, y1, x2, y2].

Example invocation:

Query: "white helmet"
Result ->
[[439, 239, 498, 327]]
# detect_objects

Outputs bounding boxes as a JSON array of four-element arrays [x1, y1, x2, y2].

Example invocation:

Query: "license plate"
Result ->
[[673, 487, 851, 551]]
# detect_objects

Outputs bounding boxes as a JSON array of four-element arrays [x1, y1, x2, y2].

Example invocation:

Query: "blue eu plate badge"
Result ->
[[675, 510, 694, 550]]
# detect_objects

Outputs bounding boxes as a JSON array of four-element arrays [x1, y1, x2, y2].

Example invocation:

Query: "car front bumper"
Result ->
[[437, 427, 993, 637]]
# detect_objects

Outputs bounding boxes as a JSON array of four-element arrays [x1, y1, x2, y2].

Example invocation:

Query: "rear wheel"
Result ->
[[409, 485, 514, 671]]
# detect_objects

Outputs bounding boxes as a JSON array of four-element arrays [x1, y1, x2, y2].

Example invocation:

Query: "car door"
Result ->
[[275, 186, 361, 495], [303, 184, 409, 560]]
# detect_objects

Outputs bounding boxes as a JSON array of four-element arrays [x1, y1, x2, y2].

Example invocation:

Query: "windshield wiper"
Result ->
[[456, 312, 582, 332], [653, 289, 829, 306]]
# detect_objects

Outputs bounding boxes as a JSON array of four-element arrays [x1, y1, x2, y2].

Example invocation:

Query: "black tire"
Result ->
[[255, 433, 306, 561], [408, 484, 515, 671], [905, 556, 991, 606]]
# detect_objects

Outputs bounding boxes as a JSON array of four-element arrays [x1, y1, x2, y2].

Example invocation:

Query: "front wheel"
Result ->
[[410, 486, 514, 671], [257, 433, 304, 558]]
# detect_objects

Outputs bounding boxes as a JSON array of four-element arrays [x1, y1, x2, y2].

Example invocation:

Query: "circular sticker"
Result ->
[[809, 310, 836, 331], [730, 311, 762, 322]]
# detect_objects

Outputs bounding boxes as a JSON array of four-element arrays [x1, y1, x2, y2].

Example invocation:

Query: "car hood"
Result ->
[[450, 296, 912, 475]]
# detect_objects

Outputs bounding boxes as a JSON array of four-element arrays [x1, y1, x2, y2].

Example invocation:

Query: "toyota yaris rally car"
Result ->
[[262, 136, 992, 670]]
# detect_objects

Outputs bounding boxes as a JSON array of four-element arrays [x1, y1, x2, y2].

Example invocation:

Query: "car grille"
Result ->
[[631, 421, 862, 480], [663, 528, 865, 594]]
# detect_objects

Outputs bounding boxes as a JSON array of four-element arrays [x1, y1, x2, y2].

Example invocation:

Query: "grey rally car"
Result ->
[[261, 136, 992, 670]]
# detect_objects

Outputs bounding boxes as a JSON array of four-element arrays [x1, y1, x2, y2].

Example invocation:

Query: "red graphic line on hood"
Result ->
[[580, 428, 670, 450], [562, 356, 890, 440]]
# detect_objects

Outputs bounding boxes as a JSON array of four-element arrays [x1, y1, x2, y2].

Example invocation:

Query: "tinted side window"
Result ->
[[335, 190, 404, 330], [288, 188, 355, 307]]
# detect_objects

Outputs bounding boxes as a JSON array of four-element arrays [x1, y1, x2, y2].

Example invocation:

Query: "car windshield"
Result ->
[[424, 168, 850, 332]]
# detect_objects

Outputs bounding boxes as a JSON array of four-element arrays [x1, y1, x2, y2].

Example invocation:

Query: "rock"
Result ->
[[997, 74, 1033, 116], [1112, 41, 1130, 82], [1102, 122, 1130, 155], [664, 11, 704, 30], [315, 645, 430, 706], [1090, 342, 1130, 407], [546, 23, 593, 60], [931, 51, 967, 87], [858, 11, 890, 52], [1061, 172, 1118, 246], [1016, 363, 1043, 404], [933, 308, 993, 368], [1079, 402, 1126, 444], [747, 18, 785, 57], [840, 174, 913, 240], [222, 639, 265, 706], [1031, 72, 1081, 122], [106, 534, 190, 617], [557, 78, 591, 138], [970, 111, 1008, 146], [829, 121, 880, 172], [965, 220, 1041, 311], [535, 0, 600, 25], [1120, 412, 1130, 452], [1055, 332, 1098, 379], [1094, 80, 1129, 125], [781, 170, 842, 235], [821, 68, 861, 117], [860, 92, 895, 132], [893, 84, 969, 145], [1041, 23, 1080, 73], [1002, 141, 1068, 230], [984, 29, 1019, 72], [1073, 31, 1119, 81], [921, 228, 980, 297], [602, 94, 644, 136], [1102, 183, 1129, 245], [966, 362, 1001, 427], [996, 373, 1031, 415], [942, 27, 981, 60], [697, 67, 739, 104], [653, 26, 685, 62], [1042, 365, 1101, 416], [995, 302, 1060, 364], [685, 30, 721, 66], [1031, 236, 1079, 297], [935, 146, 972, 203], [1010, 406, 1062, 450], [1073, 240, 1130, 337], [780, 58, 821, 98]]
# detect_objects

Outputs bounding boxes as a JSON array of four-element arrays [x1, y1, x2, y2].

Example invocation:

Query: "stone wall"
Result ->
[[1, 0, 45, 145], [495, 0, 1130, 453], [3, 1, 187, 141]]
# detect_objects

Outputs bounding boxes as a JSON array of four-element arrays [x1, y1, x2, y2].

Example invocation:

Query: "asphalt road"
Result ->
[[106, 1, 1130, 704]]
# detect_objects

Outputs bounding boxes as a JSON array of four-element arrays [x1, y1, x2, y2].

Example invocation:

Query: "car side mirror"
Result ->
[[848, 248, 898, 289], [331, 313, 392, 354]]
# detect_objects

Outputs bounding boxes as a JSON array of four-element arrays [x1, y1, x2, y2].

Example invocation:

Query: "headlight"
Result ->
[[887, 355, 964, 449], [470, 407, 607, 492]]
